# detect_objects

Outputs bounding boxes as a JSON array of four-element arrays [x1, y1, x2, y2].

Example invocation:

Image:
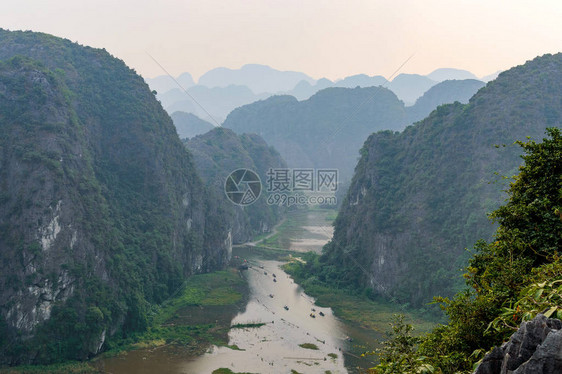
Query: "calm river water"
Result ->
[[97, 210, 381, 373]]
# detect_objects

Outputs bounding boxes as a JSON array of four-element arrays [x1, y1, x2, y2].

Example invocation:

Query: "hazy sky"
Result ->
[[1, 0, 561, 81]]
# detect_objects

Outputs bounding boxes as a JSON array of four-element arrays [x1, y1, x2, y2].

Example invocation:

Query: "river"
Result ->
[[97, 209, 381, 373]]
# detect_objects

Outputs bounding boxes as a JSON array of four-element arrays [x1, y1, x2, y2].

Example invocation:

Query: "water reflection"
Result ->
[[180, 260, 349, 373], [97, 210, 381, 373]]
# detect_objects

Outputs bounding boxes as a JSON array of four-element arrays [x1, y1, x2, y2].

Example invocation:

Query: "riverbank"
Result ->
[[0, 268, 249, 374], [256, 207, 335, 253], [0, 362, 99, 374], [92, 268, 249, 373], [280, 254, 440, 372], [283, 259, 438, 334], [177, 254, 350, 373], [249, 208, 438, 331], [243, 208, 439, 371], [1, 213, 311, 373], [2, 208, 437, 374]]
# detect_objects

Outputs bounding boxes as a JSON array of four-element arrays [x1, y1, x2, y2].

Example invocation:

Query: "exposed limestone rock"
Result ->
[[474, 314, 562, 374], [0, 29, 230, 364]]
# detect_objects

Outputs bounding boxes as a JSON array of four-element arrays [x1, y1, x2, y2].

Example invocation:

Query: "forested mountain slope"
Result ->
[[406, 79, 485, 123], [171, 111, 215, 139], [186, 127, 286, 243], [321, 53, 562, 306], [223, 87, 409, 181], [0, 29, 230, 364]]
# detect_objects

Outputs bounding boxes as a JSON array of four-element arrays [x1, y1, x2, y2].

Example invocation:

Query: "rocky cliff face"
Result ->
[[186, 127, 286, 243], [474, 314, 562, 374], [323, 53, 562, 306], [0, 30, 229, 364]]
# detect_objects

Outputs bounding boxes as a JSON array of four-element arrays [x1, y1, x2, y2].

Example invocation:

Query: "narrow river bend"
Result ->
[[180, 258, 349, 373], [98, 210, 381, 373]]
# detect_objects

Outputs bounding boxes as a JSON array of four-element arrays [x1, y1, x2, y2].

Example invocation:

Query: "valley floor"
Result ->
[[2, 208, 437, 374]]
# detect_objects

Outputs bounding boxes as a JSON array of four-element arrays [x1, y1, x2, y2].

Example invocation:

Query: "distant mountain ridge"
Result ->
[[406, 79, 486, 123], [145, 72, 195, 94], [223, 86, 409, 181], [158, 84, 270, 123], [171, 112, 215, 139], [426, 68, 478, 82], [321, 53, 562, 306], [198, 64, 315, 94], [388, 74, 437, 104], [334, 74, 388, 89], [223, 79, 485, 181], [145, 65, 486, 122]]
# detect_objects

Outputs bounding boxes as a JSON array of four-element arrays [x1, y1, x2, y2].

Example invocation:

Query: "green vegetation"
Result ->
[[211, 369, 255, 374], [407, 79, 485, 122], [365, 315, 433, 374], [103, 269, 247, 353], [284, 257, 438, 334], [0, 361, 99, 374], [321, 53, 562, 308], [299, 343, 319, 350], [230, 323, 266, 329], [328, 353, 338, 359], [257, 208, 336, 250], [369, 128, 562, 373], [235, 244, 303, 262], [223, 86, 409, 181], [258, 213, 304, 249], [185, 127, 286, 244], [171, 111, 215, 139], [323, 211, 338, 222], [222, 79, 483, 183], [0, 29, 229, 365], [150, 270, 244, 324], [225, 344, 244, 351]]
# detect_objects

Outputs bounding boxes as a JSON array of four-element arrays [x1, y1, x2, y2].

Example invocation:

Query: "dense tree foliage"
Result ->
[[171, 111, 215, 139], [320, 53, 562, 307], [223, 79, 484, 182], [407, 79, 485, 123], [0, 30, 228, 364], [185, 127, 286, 243], [371, 128, 562, 373], [223, 87, 409, 181]]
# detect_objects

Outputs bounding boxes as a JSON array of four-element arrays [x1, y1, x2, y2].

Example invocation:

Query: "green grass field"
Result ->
[[257, 207, 336, 250], [118, 268, 248, 350]]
